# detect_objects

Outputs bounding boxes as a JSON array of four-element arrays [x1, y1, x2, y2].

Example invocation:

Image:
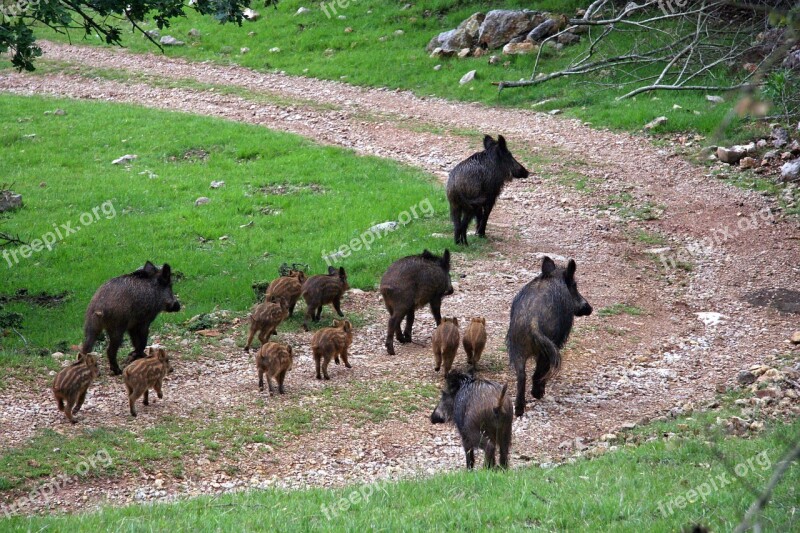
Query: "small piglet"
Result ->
[[265, 270, 306, 317], [311, 319, 353, 380], [256, 342, 294, 395], [123, 346, 173, 417], [302, 267, 349, 331], [431, 371, 513, 469], [463, 317, 487, 367], [245, 296, 289, 352], [53, 352, 100, 424], [432, 317, 460, 376]]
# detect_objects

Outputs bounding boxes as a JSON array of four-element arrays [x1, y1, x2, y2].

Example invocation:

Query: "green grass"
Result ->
[[0, 93, 469, 362], [29, 0, 747, 137], [598, 303, 644, 317], [2, 408, 797, 531]]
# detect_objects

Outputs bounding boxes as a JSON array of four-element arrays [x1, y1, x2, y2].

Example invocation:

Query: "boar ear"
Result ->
[[483, 135, 495, 150], [566, 259, 577, 280], [421, 249, 434, 260], [442, 249, 451, 270], [159, 264, 172, 284], [541, 256, 556, 277], [480, 317, 486, 324], [327, 266, 337, 275], [143, 261, 158, 276], [339, 267, 346, 278], [497, 135, 507, 151], [453, 317, 459, 327]]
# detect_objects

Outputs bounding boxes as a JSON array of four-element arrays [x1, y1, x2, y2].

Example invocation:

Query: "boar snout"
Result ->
[[165, 299, 181, 312], [576, 301, 593, 317]]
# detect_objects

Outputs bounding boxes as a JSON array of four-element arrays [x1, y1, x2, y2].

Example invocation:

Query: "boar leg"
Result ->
[[267, 375, 275, 395], [434, 347, 442, 372], [443, 351, 454, 376], [288, 299, 296, 317], [143, 389, 150, 406], [385, 314, 402, 355], [400, 310, 414, 343], [515, 367, 527, 417], [333, 297, 344, 317], [73, 388, 88, 414], [155, 379, 163, 399], [258, 369, 265, 391], [64, 399, 77, 424], [106, 328, 126, 375], [530, 356, 550, 400], [314, 305, 323, 321], [429, 298, 443, 326], [341, 349, 352, 369], [321, 355, 331, 380], [129, 324, 149, 360], [56, 393, 65, 412], [497, 424, 511, 469], [476, 197, 497, 237], [277, 371, 286, 394], [314, 352, 323, 380], [245, 324, 259, 351], [483, 441, 496, 469], [464, 448, 475, 470]]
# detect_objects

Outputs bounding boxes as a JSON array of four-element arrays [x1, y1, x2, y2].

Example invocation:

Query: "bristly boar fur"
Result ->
[[256, 342, 295, 395], [430, 371, 513, 469], [53, 352, 100, 424], [506, 256, 592, 416], [311, 319, 353, 380], [265, 270, 307, 317], [432, 317, 460, 376], [301, 266, 349, 331], [463, 317, 487, 367], [379, 249, 454, 355], [245, 296, 289, 352], [82, 261, 181, 375], [446, 135, 529, 246], [123, 346, 173, 417]]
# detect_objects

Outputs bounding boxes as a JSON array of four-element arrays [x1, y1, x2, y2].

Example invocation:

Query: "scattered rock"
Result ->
[[756, 139, 768, 148], [526, 18, 557, 43], [620, 422, 636, 430], [771, 127, 789, 148], [240, 47, 250, 54], [479, 10, 544, 49], [0, 191, 22, 212], [269, 47, 281, 53], [459, 70, 477, 85], [548, 109, 562, 116], [706, 95, 724, 104], [502, 42, 535, 55], [739, 156, 757, 169], [112, 154, 137, 165], [344, 27, 353, 33], [195, 197, 210, 206], [210, 180, 225, 189], [757, 368, 784, 384], [160, 36, 185, 46], [791, 331, 800, 344], [295, 7, 310, 15], [780, 158, 800, 182], [243, 8, 260, 21], [716, 143, 755, 164], [557, 32, 580, 45], [145, 30, 160, 39], [737, 370, 757, 386], [368, 221, 398, 233], [763, 150, 778, 160], [187, 28, 201, 38], [696, 312, 725, 326], [427, 12, 485, 53], [643, 116, 667, 130], [457, 48, 471, 58], [394, 30, 404, 36], [433, 64, 442, 71], [488, 55, 500, 65]]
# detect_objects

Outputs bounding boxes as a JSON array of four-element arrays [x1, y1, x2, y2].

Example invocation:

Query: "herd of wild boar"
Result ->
[[52, 135, 594, 470]]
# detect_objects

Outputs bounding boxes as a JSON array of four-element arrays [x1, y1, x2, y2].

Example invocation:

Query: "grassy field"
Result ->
[[2, 401, 797, 532], [0, 93, 458, 361], [31, 0, 751, 138]]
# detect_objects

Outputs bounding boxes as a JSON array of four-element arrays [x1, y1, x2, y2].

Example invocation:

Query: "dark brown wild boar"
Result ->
[[301, 266, 349, 331], [52, 352, 100, 424], [432, 317, 460, 376], [311, 319, 353, 380], [82, 261, 181, 375], [265, 270, 307, 317], [244, 296, 289, 352], [123, 346, 173, 417], [256, 342, 295, 395], [431, 371, 513, 469], [463, 317, 487, 367], [380, 249, 454, 355]]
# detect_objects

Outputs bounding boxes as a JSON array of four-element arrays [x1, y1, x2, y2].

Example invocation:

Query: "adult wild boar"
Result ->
[[446, 135, 529, 246], [380, 249, 454, 355], [82, 261, 181, 375], [506, 256, 592, 416]]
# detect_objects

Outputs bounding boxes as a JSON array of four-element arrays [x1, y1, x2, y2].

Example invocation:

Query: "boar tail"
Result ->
[[494, 383, 508, 416], [530, 323, 560, 381]]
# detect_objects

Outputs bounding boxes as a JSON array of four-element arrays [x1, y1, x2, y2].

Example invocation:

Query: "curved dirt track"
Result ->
[[1, 41, 798, 513]]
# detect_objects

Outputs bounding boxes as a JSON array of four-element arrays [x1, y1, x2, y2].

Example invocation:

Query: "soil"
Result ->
[[0, 40, 798, 515]]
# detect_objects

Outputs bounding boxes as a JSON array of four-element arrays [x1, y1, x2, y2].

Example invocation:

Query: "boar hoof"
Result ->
[[385, 344, 395, 356], [316, 374, 322, 380], [345, 363, 352, 369]]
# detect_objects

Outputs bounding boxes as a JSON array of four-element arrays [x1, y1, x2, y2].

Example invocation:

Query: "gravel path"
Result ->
[[1, 41, 798, 515]]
